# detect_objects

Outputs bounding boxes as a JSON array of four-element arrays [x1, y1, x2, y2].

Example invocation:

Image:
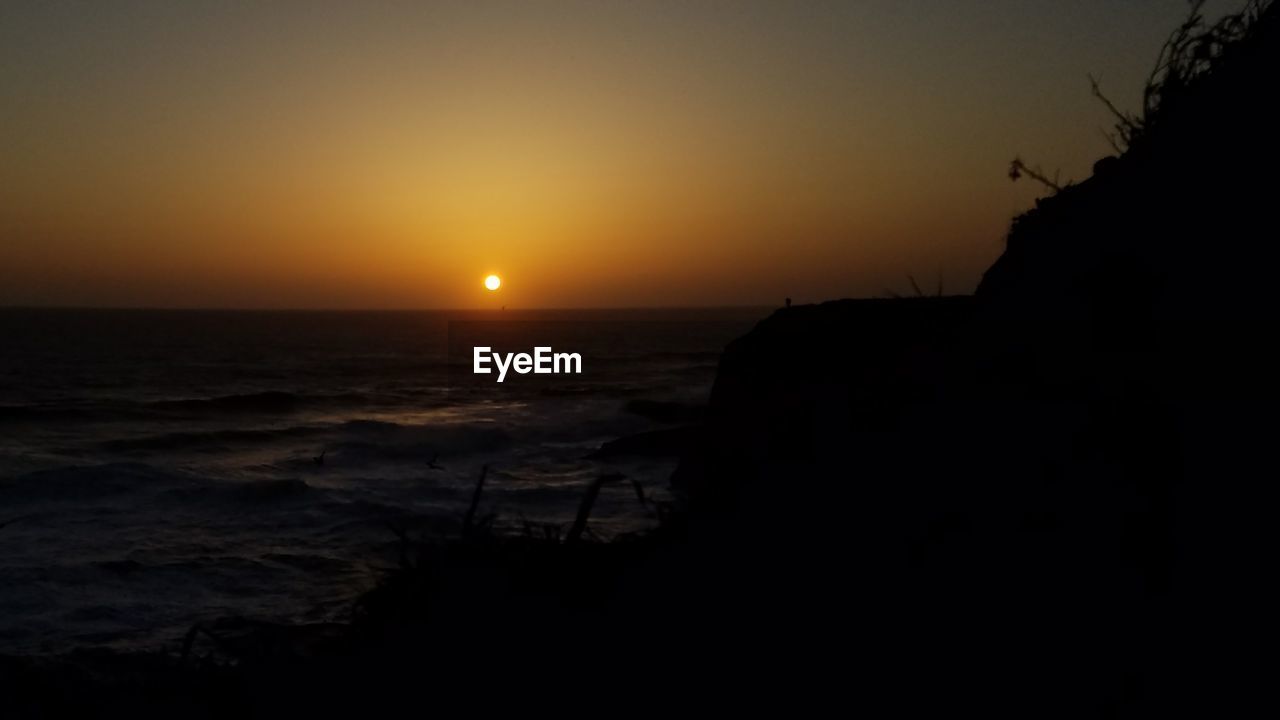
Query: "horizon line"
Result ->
[[0, 303, 780, 313]]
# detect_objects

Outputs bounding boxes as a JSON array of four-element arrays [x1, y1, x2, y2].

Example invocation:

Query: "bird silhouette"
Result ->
[[313, 449, 326, 467], [427, 452, 444, 470]]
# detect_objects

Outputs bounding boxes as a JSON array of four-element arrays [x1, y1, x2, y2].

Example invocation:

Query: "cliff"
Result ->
[[672, 2, 1279, 710]]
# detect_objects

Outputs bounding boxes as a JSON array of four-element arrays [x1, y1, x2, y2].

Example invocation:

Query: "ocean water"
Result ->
[[0, 307, 765, 654]]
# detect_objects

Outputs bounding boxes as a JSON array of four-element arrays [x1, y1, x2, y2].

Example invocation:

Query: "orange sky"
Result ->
[[0, 1, 1234, 308]]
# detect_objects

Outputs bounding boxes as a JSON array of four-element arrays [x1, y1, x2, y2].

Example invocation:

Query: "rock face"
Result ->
[[673, 5, 1278, 710], [673, 296, 976, 517]]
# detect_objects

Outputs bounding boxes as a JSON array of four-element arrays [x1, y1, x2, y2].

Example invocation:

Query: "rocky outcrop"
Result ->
[[671, 5, 1280, 708], [672, 296, 976, 517], [678, 0, 1280, 557]]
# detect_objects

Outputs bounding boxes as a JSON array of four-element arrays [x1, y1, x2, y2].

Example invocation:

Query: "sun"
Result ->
[[484, 274, 501, 291]]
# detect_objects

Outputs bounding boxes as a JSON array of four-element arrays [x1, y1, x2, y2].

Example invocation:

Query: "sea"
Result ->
[[0, 307, 765, 654]]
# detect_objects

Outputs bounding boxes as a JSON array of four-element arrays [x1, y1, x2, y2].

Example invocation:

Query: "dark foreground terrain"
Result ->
[[4, 2, 1278, 716]]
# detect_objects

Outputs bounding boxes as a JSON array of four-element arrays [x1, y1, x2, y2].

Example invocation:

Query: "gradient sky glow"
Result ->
[[0, 0, 1239, 308]]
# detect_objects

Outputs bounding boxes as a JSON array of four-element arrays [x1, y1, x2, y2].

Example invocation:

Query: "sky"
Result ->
[[0, 0, 1241, 309]]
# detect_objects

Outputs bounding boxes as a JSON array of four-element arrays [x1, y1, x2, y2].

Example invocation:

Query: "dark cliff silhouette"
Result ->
[[672, 1, 1278, 712]]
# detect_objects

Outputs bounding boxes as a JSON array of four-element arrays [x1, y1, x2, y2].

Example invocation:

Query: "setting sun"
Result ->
[[484, 275, 502, 291]]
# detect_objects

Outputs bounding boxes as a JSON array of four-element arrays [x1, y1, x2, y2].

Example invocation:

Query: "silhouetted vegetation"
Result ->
[[1007, 156, 1066, 193], [1095, 0, 1273, 152], [1013, 0, 1273, 190]]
